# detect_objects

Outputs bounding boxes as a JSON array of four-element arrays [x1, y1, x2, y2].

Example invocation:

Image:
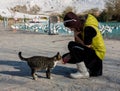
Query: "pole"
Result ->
[[48, 17, 51, 35]]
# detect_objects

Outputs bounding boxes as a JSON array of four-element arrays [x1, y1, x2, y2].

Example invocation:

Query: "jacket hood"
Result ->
[[85, 14, 99, 27]]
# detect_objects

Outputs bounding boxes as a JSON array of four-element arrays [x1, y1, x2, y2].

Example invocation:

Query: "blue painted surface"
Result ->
[[99, 22, 120, 39], [14, 22, 73, 35], [13, 22, 120, 39]]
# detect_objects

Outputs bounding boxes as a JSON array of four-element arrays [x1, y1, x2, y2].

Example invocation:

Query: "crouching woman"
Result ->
[[62, 12, 106, 78]]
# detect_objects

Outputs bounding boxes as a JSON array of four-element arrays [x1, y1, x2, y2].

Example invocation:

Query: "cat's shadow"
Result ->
[[0, 60, 77, 78], [0, 60, 30, 77]]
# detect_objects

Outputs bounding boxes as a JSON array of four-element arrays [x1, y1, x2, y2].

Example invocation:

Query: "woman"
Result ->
[[62, 12, 106, 78]]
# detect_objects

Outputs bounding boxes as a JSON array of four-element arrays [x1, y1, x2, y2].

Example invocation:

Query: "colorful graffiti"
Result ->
[[99, 22, 120, 39], [11, 22, 120, 39]]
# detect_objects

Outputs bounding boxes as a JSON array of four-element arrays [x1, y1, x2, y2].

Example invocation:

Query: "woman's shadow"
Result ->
[[52, 64, 77, 78], [0, 60, 77, 78]]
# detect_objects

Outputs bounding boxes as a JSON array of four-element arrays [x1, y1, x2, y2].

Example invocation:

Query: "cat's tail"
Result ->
[[18, 52, 28, 61]]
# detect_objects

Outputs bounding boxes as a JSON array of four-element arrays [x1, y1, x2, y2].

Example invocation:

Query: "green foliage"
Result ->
[[105, 0, 120, 21], [98, 10, 109, 22], [0, 15, 3, 20]]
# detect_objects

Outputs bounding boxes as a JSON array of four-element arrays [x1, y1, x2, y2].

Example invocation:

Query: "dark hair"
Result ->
[[63, 12, 82, 31]]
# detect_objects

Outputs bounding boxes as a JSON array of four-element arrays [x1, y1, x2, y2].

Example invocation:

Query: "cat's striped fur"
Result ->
[[18, 51, 61, 80]]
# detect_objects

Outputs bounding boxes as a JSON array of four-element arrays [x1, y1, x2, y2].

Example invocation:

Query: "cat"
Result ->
[[18, 51, 62, 80]]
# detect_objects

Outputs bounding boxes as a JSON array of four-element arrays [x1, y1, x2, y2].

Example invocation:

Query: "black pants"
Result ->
[[62, 41, 103, 76]]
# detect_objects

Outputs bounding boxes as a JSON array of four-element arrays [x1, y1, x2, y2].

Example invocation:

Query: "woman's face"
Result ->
[[68, 27, 76, 31]]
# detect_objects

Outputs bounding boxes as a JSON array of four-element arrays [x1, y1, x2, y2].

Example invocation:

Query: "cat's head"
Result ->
[[54, 52, 62, 61]]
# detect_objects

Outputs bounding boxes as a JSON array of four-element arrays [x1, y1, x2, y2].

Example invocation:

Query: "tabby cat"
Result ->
[[18, 51, 61, 80]]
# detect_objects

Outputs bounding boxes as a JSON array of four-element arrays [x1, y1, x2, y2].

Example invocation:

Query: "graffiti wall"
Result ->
[[11, 21, 120, 39], [99, 22, 120, 39]]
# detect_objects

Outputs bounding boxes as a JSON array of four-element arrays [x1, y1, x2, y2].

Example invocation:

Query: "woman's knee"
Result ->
[[68, 41, 76, 50]]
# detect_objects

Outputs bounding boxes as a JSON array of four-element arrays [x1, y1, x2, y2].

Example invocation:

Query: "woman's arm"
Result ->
[[84, 26, 97, 48], [75, 33, 92, 48], [74, 31, 84, 45], [74, 26, 96, 48]]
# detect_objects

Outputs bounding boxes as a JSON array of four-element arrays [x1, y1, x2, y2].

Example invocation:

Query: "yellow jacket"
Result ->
[[82, 14, 106, 60]]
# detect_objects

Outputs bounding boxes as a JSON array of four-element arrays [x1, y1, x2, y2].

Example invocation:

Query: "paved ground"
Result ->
[[0, 24, 120, 91]]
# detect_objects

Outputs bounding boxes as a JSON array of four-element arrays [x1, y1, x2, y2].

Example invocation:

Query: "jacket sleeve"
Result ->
[[84, 26, 97, 45]]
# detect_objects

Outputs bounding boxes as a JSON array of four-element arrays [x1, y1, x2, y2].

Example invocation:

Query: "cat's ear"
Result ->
[[56, 52, 61, 60], [57, 52, 60, 55]]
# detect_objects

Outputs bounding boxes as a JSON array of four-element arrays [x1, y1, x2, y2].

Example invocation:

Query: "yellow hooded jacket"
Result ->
[[82, 14, 106, 60]]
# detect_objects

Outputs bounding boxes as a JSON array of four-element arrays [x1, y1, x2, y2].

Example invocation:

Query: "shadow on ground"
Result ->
[[52, 65, 77, 77], [0, 60, 30, 77], [0, 60, 77, 78]]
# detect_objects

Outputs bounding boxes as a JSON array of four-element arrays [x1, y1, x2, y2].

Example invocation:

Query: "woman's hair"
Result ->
[[63, 12, 83, 31]]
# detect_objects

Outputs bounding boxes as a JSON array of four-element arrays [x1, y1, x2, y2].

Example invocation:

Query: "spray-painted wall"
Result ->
[[99, 22, 120, 40], [11, 21, 120, 40]]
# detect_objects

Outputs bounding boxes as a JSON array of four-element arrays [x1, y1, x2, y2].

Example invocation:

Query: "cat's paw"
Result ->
[[33, 74, 38, 80], [48, 77, 53, 79], [50, 77, 53, 79], [33, 77, 38, 80]]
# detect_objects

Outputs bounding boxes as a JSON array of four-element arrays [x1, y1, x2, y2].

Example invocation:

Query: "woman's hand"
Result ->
[[74, 31, 81, 36], [62, 54, 71, 64]]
